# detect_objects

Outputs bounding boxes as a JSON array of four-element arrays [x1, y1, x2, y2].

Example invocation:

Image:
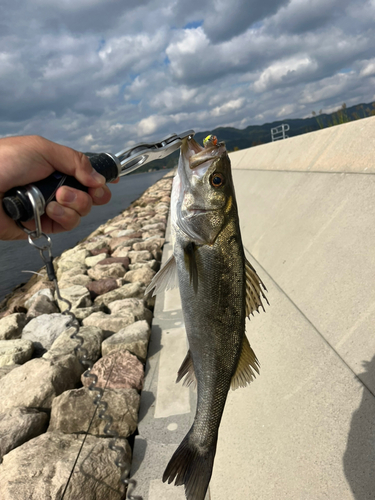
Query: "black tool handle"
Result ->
[[2, 153, 119, 222]]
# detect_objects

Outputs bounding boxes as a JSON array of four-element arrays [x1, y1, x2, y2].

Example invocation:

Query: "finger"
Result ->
[[110, 177, 120, 184], [31, 136, 107, 189], [45, 202, 81, 231], [55, 186, 93, 217], [88, 184, 112, 206]]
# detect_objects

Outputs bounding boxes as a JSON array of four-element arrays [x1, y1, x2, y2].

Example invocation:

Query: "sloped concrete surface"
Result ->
[[230, 115, 375, 173], [131, 119, 375, 499]]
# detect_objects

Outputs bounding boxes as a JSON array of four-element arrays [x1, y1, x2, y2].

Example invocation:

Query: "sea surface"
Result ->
[[0, 170, 169, 302]]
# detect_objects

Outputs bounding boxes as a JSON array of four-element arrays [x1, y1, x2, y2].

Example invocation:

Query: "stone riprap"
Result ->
[[0, 173, 173, 498]]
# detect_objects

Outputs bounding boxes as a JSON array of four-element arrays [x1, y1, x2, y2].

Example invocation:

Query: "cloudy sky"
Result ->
[[1, 0, 374, 153]]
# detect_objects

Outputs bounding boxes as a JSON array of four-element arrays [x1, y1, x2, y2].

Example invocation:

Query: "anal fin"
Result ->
[[231, 335, 260, 390], [145, 254, 178, 297]]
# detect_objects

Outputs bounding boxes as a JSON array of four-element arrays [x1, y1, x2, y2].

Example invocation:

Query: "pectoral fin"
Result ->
[[176, 350, 197, 389], [245, 258, 269, 318], [184, 242, 198, 293], [231, 335, 260, 390], [145, 254, 178, 297]]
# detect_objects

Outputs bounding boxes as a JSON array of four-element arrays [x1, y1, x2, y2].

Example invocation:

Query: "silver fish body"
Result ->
[[147, 136, 267, 500]]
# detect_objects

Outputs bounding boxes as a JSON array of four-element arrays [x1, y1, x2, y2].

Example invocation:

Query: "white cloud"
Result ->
[[137, 115, 170, 136], [276, 103, 298, 118], [299, 72, 356, 104], [360, 58, 375, 77], [211, 98, 245, 117], [0, 0, 374, 154], [96, 85, 120, 98], [253, 56, 318, 93]]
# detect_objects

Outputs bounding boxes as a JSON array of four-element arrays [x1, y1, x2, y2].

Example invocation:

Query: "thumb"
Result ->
[[35, 136, 106, 188]]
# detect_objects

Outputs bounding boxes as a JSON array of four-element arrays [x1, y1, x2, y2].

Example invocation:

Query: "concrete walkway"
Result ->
[[131, 116, 375, 499]]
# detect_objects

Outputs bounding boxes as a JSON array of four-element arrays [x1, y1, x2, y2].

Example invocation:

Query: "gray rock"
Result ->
[[155, 203, 169, 212], [0, 313, 27, 340], [58, 274, 92, 289], [49, 387, 140, 438], [103, 224, 119, 233], [0, 408, 48, 460], [111, 245, 131, 257], [57, 264, 87, 281], [141, 222, 166, 231], [85, 237, 111, 252], [108, 298, 152, 324], [0, 355, 82, 411], [87, 263, 126, 280], [94, 283, 144, 307], [127, 250, 153, 263], [22, 313, 72, 355], [60, 247, 89, 264], [124, 266, 156, 286], [55, 285, 92, 312], [82, 311, 135, 338], [129, 259, 159, 271], [26, 294, 59, 319], [0, 339, 34, 367], [56, 262, 87, 280], [147, 259, 160, 271], [69, 303, 105, 321], [102, 320, 151, 361], [0, 432, 131, 500], [24, 288, 55, 309], [43, 326, 103, 363], [84, 253, 109, 267], [0, 364, 20, 380], [116, 228, 142, 237], [109, 235, 142, 252], [82, 349, 144, 391], [142, 230, 164, 239]]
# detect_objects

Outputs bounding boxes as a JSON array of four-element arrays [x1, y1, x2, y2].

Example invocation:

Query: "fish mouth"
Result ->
[[185, 207, 214, 218], [181, 137, 227, 170]]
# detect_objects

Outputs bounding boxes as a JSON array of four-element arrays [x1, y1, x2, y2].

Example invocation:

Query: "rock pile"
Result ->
[[0, 173, 173, 500]]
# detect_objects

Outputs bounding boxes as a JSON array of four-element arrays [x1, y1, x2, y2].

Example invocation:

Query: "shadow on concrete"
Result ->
[[138, 390, 156, 424], [146, 323, 162, 363], [129, 437, 147, 477], [343, 356, 375, 499]]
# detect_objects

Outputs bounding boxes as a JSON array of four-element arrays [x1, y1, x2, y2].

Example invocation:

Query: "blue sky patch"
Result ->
[[183, 20, 203, 30]]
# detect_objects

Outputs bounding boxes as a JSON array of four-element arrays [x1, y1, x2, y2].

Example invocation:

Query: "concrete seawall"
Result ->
[[212, 115, 375, 498], [133, 116, 375, 499]]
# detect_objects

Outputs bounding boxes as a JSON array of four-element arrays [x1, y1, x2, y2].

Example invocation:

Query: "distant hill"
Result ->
[[134, 100, 375, 173]]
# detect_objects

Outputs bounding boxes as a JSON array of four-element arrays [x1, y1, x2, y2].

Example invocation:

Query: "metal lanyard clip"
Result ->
[[17, 186, 56, 281]]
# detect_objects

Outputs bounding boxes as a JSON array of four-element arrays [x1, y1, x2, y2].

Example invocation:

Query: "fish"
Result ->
[[146, 135, 268, 500]]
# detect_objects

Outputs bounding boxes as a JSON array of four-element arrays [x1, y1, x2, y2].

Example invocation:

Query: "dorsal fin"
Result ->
[[176, 350, 197, 389], [245, 258, 269, 318], [145, 254, 178, 297], [231, 335, 260, 390]]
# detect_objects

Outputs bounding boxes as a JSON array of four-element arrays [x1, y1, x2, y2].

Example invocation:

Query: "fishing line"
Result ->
[[21, 270, 45, 276], [60, 358, 116, 500]]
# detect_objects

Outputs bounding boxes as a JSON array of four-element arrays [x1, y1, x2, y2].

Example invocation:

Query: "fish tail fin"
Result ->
[[163, 432, 216, 500]]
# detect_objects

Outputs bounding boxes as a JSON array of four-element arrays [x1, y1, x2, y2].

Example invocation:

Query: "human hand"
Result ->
[[0, 135, 119, 240]]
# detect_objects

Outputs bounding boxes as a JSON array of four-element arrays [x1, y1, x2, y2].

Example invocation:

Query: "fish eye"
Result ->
[[210, 173, 225, 188]]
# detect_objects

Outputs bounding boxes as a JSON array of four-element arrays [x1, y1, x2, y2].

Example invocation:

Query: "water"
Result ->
[[0, 170, 168, 302]]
